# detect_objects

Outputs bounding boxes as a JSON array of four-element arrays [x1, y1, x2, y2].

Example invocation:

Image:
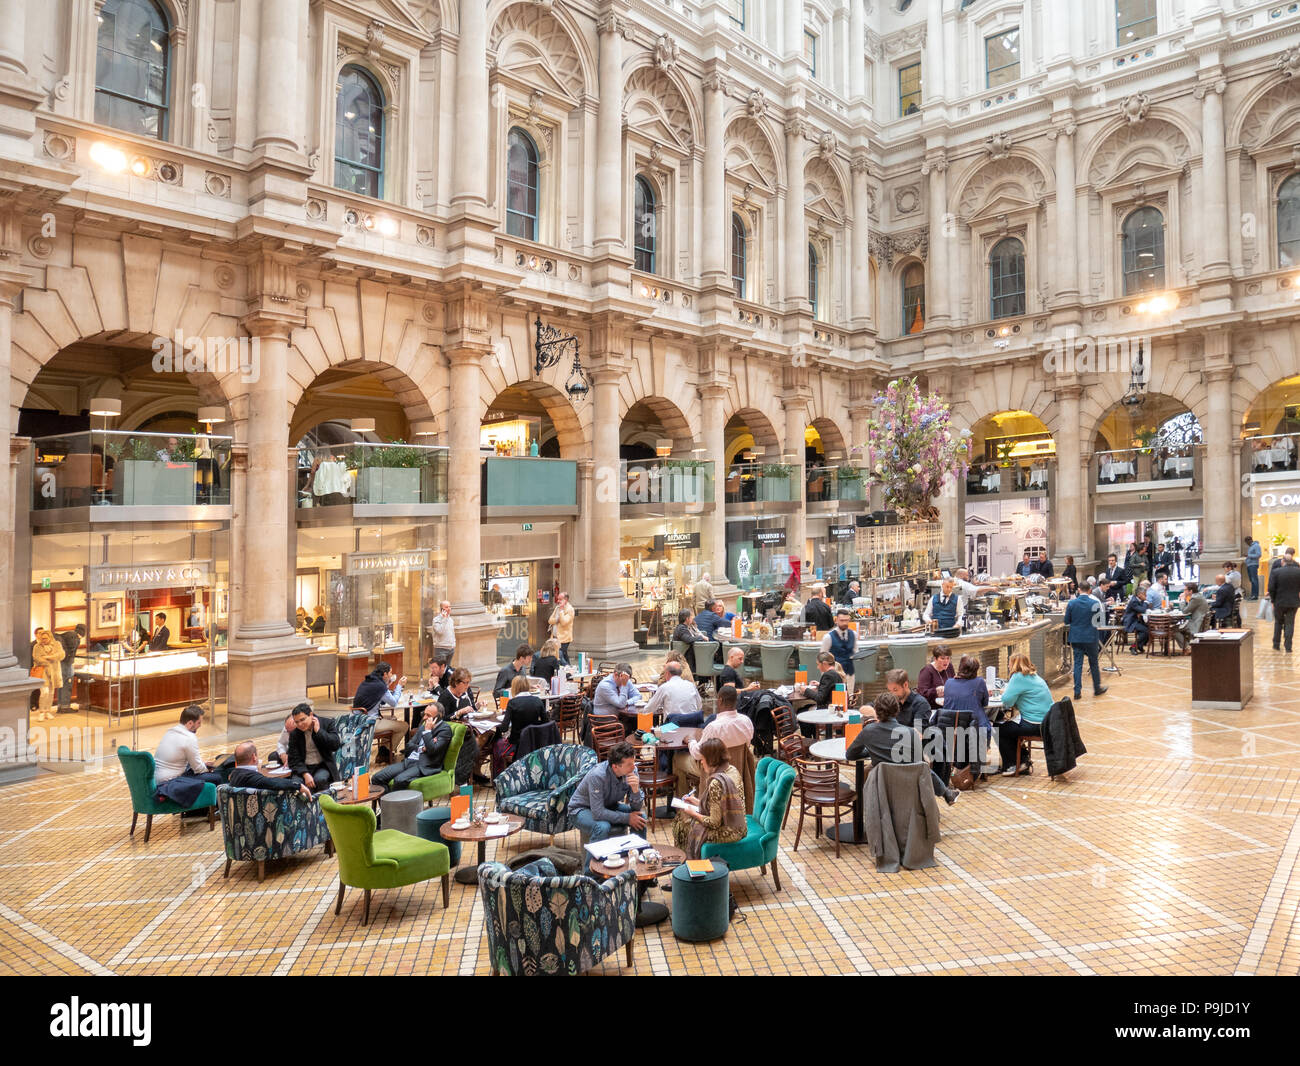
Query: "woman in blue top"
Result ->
[[997, 653, 1053, 775], [930, 654, 990, 785]]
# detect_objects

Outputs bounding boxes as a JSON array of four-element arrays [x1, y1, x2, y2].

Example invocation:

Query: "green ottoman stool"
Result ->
[[671, 858, 730, 942], [415, 806, 462, 866]]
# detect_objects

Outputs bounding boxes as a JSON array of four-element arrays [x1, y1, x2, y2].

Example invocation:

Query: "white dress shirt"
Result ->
[[642, 675, 701, 719], [153, 724, 205, 783]]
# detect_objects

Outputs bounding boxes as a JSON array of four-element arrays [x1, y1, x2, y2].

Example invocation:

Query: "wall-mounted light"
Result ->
[[89, 142, 128, 173]]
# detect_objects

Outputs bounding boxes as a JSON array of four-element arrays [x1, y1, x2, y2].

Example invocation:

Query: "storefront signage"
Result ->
[[654, 532, 701, 550], [1256, 489, 1300, 513], [828, 525, 856, 542], [344, 550, 431, 575], [755, 530, 787, 547], [521, 523, 533, 532], [91, 564, 211, 592]]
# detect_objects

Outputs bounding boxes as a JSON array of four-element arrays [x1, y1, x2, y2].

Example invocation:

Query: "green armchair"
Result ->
[[408, 722, 467, 805], [700, 756, 796, 892], [117, 746, 217, 842], [320, 794, 451, 925]]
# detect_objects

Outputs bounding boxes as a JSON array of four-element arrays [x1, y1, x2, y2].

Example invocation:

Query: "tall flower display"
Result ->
[[866, 377, 970, 520]]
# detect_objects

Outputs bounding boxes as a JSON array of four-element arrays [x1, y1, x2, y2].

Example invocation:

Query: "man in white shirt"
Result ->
[[952, 569, 995, 604], [153, 705, 224, 786], [641, 661, 703, 726], [672, 685, 754, 801]]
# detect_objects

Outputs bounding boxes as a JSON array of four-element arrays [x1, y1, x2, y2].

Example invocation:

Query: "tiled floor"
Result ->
[[3, 618, 1299, 975]]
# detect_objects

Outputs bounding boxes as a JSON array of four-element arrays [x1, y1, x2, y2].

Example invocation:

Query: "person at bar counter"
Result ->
[[801, 586, 835, 631], [374, 704, 454, 791], [642, 660, 704, 726], [286, 703, 342, 792], [917, 644, 955, 709], [819, 608, 858, 678], [351, 660, 409, 765], [547, 591, 574, 664], [1015, 551, 1038, 578], [695, 600, 727, 641], [570, 740, 646, 874], [923, 579, 964, 636], [718, 645, 759, 691], [148, 612, 171, 651], [1146, 570, 1171, 609], [493, 643, 533, 696], [792, 651, 845, 713], [492, 675, 548, 773], [1267, 551, 1300, 653], [1061, 556, 1078, 593], [846, 690, 959, 806], [1064, 585, 1107, 699], [996, 654, 1053, 776], [229, 743, 314, 798]]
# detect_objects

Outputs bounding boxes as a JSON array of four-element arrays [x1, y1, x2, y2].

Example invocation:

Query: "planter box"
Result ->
[[756, 475, 792, 502], [837, 479, 865, 501], [116, 460, 197, 505], [664, 469, 714, 505], [356, 466, 423, 505]]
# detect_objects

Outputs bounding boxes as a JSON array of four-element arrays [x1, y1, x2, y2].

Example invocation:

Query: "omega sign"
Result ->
[[1256, 490, 1300, 512], [344, 550, 431, 575], [92, 564, 211, 592]]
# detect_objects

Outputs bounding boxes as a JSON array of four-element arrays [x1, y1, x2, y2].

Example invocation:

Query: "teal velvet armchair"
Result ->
[[701, 756, 796, 892], [118, 746, 217, 843]]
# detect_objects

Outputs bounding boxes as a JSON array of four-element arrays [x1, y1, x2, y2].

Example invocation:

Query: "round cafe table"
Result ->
[[437, 813, 525, 885], [330, 783, 385, 811], [589, 844, 686, 927], [808, 737, 868, 845], [797, 707, 851, 739]]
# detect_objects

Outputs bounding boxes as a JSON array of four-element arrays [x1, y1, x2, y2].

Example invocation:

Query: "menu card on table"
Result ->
[[449, 792, 470, 821], [637, 712, 653, 733], [795, 669, 808, 685]]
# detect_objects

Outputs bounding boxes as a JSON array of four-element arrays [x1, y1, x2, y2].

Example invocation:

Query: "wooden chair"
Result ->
[[555, 693, 584, 744], [772, 705, 813, 759], [1016, 734, 1045, 777], [592, 721, 626, 762], [847, 690, 862, 711], [597, 660, 618, 675], [792, 758, 856, 859], [1146, 615, 1174, 656], [634, 751, 675, 833]]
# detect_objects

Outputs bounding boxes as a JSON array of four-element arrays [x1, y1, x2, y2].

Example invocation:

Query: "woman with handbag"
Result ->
[[32, 629, 64, 721], [930, 655, 991, 788]]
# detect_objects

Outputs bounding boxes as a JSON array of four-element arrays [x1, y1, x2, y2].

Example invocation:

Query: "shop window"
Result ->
[[1121, 206, 1165, 295], [989, 237, 1025, 319], [335, 65, 385, 199], [95, 0, 170, 140], [506, 127, 540, 242]]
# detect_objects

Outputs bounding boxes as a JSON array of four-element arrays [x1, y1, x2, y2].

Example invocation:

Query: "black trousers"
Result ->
[[373, 761, 423, 789], [997, 719, 1041, 768], [1273, 606, 1297, 652], [302, 766, 333, 791]]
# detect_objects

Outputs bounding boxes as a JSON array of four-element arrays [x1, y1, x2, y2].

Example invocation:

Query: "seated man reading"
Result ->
[[570, 740, 645, 874]]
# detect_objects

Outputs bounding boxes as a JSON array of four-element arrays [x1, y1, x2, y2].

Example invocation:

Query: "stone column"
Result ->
[[0, 246, 39, 779], [784, 0, 804, 60], [451, 0, 489, 208], [850, 152, 872, 327], [574, 322, 638, 658], [784, 117, 807, 311], [1053, 384, 1086, 564], [594, 10, 627, 251], [227, 311, 308, 725], [783, 379, 809, 586], [444, 344, 500, 681], [925, 0, 945, 104], [699, 379, 733, 595], [1049, 122, 1079, 304], [0, 0, 29, 79], [253, 0, 299, 153], [1202, 355, 1238, 560], [0, 0, 42, 156], [923, 151, 950, 328], [849, 0, 865, 100], [701, 71, 729, 287], [1197, 75, 1230, 281]]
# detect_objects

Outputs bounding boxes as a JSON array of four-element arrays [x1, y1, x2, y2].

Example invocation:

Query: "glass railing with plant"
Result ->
[[344, 441, 437, 469]]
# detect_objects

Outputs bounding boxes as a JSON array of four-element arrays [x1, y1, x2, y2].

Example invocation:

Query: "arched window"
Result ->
[[506, 128, 540, 241], [731, 213, 748, 299], [95, 0, 170, 140], [989, 237, 1026, 319], [1121, 206, 1165, 294], [808, 243, 820, 318], [634, 176, 657, 274], [1279, 173, 1300, 269], [902, 263, 925, 334], [334, 66, 385, 198]]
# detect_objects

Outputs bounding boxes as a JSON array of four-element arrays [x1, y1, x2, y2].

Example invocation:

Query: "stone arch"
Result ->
[[724, 404, 782, 463], [482, 379, 586, 459], [1234, 77, 1300, 151], [289, 359, 439, 446], [1082, 115, 1196, 188], [1234, 337, 1300, 434], [945, 369, 1058, 436], [623, 64, 700, 151], [619, 394, 695, 459], [804, 155, 847, 223], [806, 416, 848, 457], [488, 0, 593, 101], [477, 323, 588, 458], [1084, 382, 1209, 457], [620, 352, 699, 442], [724, 116, 782, 194], [954, 153, 1050, 219]]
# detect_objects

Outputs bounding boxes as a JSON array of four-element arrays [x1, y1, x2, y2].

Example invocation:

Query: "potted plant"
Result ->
[[662, 457, 714, 505], [113, 435, 200, 505], [757, 463, 794, 502], [350, 441, 431, 505]]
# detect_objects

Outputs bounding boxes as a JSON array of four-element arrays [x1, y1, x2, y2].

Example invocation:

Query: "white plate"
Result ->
[[452, 819, 471, 830], [601, 856, 625, 868]]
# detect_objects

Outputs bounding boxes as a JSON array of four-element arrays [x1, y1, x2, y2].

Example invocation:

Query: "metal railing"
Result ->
[[482, 456, 578, 508], [1245, 433, 1299, 473], [1095, 446, 1199, 487], [806, 464, 870, 503], [723, 462, 801, 504], [965, 458, 1054, 496]]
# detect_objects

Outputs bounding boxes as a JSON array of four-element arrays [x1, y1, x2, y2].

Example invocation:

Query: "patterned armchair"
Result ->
[[333, 712, 377, 782], [216, 784, 332, 882], [477, 860, 638, 975], [493, 744, 597, 839]]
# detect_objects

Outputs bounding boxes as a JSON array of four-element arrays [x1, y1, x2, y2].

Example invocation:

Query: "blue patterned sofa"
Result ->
[[493, 744, 597, 838], [217, 784, 333, 882], [333, 712, 377, 781], [477, 860, 638, 975]]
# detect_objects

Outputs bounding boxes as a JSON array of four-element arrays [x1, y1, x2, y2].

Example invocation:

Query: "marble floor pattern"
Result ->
[[2, 617, 1299, 976]]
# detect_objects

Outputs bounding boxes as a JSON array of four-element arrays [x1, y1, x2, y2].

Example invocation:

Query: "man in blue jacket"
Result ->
[[1245, 536, 1263, 600], [1063, 587, 1108, 700]]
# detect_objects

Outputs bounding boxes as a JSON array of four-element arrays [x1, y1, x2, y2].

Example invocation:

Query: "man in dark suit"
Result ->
[[229, 742, 314, 798], [800, 588, 834, 631], [1100, 554, 1129, 596], [373, 706, 453, 789], [1267, 557, 1300, 652], [1036, 556, 1054, 578], [286, 703, 342, 791], [1210, 574, 1237, 627], [148, 612, 171, 651]]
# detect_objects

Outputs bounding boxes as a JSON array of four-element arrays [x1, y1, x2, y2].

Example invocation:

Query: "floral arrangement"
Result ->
[[867, 377, 970, 519]]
